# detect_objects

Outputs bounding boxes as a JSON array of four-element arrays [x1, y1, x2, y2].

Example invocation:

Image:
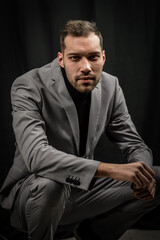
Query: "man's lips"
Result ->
[[79, 77, 94, 80], [76, 75, 96, 81]]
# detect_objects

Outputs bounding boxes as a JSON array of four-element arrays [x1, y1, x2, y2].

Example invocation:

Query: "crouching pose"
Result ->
[[1, 20, 160, 240]]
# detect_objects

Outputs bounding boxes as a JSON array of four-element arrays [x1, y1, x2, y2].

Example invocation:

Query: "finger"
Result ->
[[133, 190, 149, 197], [142, 163, 155, 177], [133, 188, 148, 197], [149, 179, 156, 190], [141, 168, 154, 182], [150, 182, 156, 197], [131, 173, 143, 188], [134, 193, 155, 201], [150, 189, 156, 199], [131, 183, 137, 190], [133, 188, 146, 194], [134, 195, 154, 201], [136, 171, 150, 188], [133, 190, 154, 200]]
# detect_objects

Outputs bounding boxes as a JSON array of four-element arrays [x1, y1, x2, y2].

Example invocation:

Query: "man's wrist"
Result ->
[[94, 162, 112, 178]]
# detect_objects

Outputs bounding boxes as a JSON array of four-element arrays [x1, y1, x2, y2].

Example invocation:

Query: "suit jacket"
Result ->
[[0, 58, 152, 209]]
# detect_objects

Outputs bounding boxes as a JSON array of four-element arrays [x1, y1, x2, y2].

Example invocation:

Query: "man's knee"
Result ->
[[30, 176, 70, 206], [11, 175, 70, 232]]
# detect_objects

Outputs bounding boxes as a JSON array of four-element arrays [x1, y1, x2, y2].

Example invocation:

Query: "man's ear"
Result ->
[[57, 52, 64, 68], [102, 50, 106, 64]]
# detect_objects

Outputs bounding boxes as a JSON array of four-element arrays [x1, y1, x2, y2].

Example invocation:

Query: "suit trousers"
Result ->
[[10, 166, 160, 240]]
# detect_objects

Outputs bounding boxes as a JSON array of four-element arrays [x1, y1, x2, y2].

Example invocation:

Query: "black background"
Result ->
[[0, 0, 160, 238], [1, 0, 160, 186]]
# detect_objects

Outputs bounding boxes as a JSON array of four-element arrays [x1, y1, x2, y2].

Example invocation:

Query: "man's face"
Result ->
[[58, 33, 106, 93]]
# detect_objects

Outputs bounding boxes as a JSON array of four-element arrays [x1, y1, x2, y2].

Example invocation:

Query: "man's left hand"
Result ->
[[132, 178, 156, 201]]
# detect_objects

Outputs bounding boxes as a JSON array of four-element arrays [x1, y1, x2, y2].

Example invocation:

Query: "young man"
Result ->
[[0, 20, 160, 240]]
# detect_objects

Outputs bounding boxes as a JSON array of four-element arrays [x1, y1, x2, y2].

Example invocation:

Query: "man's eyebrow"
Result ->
[[67, 51, 101, 56]]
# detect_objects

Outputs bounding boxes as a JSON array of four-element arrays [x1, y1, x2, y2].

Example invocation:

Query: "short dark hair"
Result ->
[[60, 20, 103, 52]]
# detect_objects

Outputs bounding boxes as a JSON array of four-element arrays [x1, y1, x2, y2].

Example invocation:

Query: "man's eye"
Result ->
[[70, 56, 80, 61], [88, 55, 99, 61]]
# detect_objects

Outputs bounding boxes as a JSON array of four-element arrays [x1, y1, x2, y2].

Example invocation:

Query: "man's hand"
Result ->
[[132, 178, 156, 201], [95, 161, 155, 192]]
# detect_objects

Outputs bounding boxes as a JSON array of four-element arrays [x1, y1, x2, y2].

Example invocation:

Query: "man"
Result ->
[[0, 20, 160, 240]]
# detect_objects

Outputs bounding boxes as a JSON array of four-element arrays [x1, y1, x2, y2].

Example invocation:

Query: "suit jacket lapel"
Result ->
[[86, 81, 101, 156]]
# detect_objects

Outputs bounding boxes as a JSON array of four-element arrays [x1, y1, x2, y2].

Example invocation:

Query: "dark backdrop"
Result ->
[[0, 0, 160, 187]]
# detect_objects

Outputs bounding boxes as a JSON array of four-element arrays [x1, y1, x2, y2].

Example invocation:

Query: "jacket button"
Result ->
[[66, 176, 80, 186], [66, 176, 71, 183], [73, 178, 80, 186], [73, 179, 78, 185], [77, 179, 81, 186], [69, 177, 74, 184]]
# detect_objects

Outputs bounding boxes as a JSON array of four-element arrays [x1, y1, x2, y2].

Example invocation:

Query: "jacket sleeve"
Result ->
[[11, 76, 100, 191], [106, 78, 153, 166]]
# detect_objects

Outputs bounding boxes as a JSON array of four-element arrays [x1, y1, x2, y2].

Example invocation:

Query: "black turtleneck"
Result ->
[[61, 68, 91, 157]]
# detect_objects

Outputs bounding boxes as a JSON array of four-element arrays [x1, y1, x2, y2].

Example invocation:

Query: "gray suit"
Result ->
[[0, 59, 159, 239]]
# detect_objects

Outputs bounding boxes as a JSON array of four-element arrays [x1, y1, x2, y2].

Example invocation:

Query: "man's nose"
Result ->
[[81, 58, 91, 73]]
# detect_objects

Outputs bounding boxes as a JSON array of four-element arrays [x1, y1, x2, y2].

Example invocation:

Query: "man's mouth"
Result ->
[[79, 77, 93, 80], [76, 75, 96, 81]]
